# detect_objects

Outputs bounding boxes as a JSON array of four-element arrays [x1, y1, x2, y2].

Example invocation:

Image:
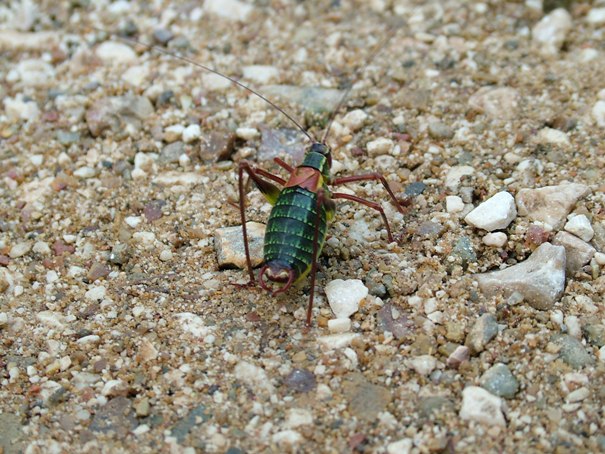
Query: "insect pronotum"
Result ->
[[100, 25, 403, 327]]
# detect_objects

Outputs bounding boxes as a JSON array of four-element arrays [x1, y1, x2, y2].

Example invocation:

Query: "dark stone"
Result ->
[[169, 405, 211, 443], [153, 28, 174, 44], [377, 303, 414, 340], [284, 368, 317, 393], [404, 182, 426, 196], [89, 397, 137, 437], [144, 199, 166, 222], [199, 131, 236, 162], [159, 141, 184, 163]]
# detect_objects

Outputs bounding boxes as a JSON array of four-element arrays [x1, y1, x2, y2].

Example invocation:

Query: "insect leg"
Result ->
[[332, 192, 395, 243], [306, 189, 329, 327], [331, 173, 403, 214], [273, 157, 294, 172], [238, 161, 285, 284]]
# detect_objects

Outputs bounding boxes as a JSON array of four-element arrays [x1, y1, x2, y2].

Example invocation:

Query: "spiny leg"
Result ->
[[238, 161, 284, 284], [332, 192, 395, 243], [332, 173, 403, 214], [307, 189, 329, 327]]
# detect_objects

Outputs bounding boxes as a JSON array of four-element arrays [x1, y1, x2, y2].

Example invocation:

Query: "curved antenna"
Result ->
[[321, 26, 397, 144], [88, 26, 315, 142]]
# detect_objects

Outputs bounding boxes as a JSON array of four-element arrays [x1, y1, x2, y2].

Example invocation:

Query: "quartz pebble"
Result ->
[[516, 183, 591, 229], [242, 65, 279, 84], [476, 242, 565, 310], [204, 0, 253, 21], [325, 279, 368, 318], [234, 361, 274, 393], [341, 109, 368, 132], [182, 124, 201, 143], [464, 191, 516, 231], [593, 101, 605, 128], [408, 355, 438, 376], [366, 137, 394, 157], [564, 215, 594, 242], [483, 232, 507, 247], [532, 8, 572, 55], [9, 242, 31, 258], [95, 41, 137, 65], [445, 166, 474, 191], [446, 195, 464, 213], [586, 7, 605, 24], [460, 386, 506, 426], [328, 318, 351, 333]]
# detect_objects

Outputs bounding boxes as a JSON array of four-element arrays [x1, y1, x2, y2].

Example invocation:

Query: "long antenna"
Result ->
[[88, 26, 316, 142], [321, 27, 397, 144]]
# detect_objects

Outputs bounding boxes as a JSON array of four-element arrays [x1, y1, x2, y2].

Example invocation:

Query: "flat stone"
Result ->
[[214, 222, 265, 269], [465, 313, 499, 354], [343, 373, 392, 422], [464, 191, 517, 231], [553, 231, 595, 274], [475, 242, 566, 310], [516, 183, 591, 229], [460, 386, 506, 426]]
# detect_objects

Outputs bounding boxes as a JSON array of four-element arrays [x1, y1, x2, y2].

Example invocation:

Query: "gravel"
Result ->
[[2, 1, 605, 453]]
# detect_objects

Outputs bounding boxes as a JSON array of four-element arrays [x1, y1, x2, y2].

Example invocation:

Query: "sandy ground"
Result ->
[[1, 0, 605, 453]]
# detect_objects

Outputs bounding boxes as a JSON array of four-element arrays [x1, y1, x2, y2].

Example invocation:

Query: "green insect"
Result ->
[[104, 27, 402, 326]]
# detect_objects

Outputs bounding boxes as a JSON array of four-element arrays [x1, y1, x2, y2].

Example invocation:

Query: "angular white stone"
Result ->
[[283, 408, 313, 429], [204, 0, 253, 21], [342, 109, 368, 132], [446, 195, 465, 213], [234, 361, 274, 393], [242, 65, 279, 84], [407, 355, 438, 376], [593, 100, 605, 128], [464, 192, 517, 231], [564, 214, 594, 242], [176, 313, 212, 338], [387, 439, 413, 454], [95, 41, 137, 65], [182, 124, 201, 143], [460, 386, 506, 426], [536, 127, 570, 147], [317, 333, 358, 350], [475, 242, 566, 310], [272, 430, 302, 446], [532, 8, 573, 55], [85, 286, 106, 301], [586, 7, 605, 24], [215, 222, 265, 269], [483, 232, 508, 248], [236, 127, 260, 140], [366, 137, 394, 157], [468, 86, 520, 120], [445, 166, 474, 191], [328, 318, 351, 333], [325, 279, 368, 318], [516, 183, 591, 229]]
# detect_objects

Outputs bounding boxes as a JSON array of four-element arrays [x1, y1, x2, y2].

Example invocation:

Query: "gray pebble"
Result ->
[[582, 324, 605, 348], [428, 120, 454, 140], [159, 141, 184, 164], [555, 334, 594, 368], [465, 313, 498, 354], [480, 363, 519, 399]]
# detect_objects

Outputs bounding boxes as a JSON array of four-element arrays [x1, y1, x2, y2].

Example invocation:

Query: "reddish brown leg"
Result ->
[[273, 157, 294, 172], [306, 189, 328, 327], [238, 161, 284, 284], [332, 173, 403, 214], [332, 192, 395, 243]]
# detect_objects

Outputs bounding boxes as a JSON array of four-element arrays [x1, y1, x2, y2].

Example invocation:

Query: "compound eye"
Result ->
[[311, 143, 329, 155]]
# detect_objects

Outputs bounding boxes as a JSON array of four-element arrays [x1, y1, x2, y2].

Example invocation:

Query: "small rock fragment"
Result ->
[[199, 131, 236, 162], [464, 192, 517, 231], [9, 241, 31, 258], [366, 137, 394, 157], [445, 166, 474, 191], [516, 183, 591, 229], [553, 231, 595, 274], [95, 41, 137, 65], [215, 222, 265, 269], [532, 8, 572, 55], [408, 355, 438, 376], [447, 345, 470, 369], [325, 279, 368, 319], [480, 363, 519, 399], [341, 109, 368, 132], [343, 373, 392, 422], [328, 318, 351, 333], [283, 408, 313, 429], [234, 361, 274, 394], [554, 334, 594, 368], [242, 65, 279, 84], [483, 232, 507, 248], [460, 386, 506, 426], [318, 333, 358, 350], [285, 368, 317, 393], [468, 86, 520, 120], [593, 100, 605, 127], [204, 0, 253, 21], [564, 215, 594, 242], [377, 303, 414, 340], [475, 242, 566, 310], [465, 314, 499, 354], [587, 7, 605, 24], [446, 195, 465, 213], [182, 124, 201, 143], [428, 120, 454, 140]]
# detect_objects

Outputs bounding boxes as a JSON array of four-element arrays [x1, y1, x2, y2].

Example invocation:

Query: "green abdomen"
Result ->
[[264, 186, 328, 280]]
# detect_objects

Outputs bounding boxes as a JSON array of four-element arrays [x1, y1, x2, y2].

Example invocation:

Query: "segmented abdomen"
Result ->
[[264, 186, 328, 280]]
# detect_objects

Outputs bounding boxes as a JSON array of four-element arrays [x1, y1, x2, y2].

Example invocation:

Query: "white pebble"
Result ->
[[234, 360, 274, 393], [46, 270, 59, 283], [460, 386, 506, 426], [599, 346, 605, 362], [592, 100, 605, 128], [387, 439, 413, 454], [236, 127, 260, 140], [33, 241, 50, 255], [445, 166, 474, 191], [325, 279, 368, 318], [407, 355, 438, 376], [566, 387, 589, 403], [328, 318, 351, 333], [9, 241, 32, 258], [242, 65, 279, 84], [4, 95, 40, 122], [317, 333, 358, 350], [182, 124, 201, 143], [564, 315, 581, 338], [341, 109, 368, 132], [550, 309, 564, 327], [159, 249, 173, 262], [73, 166, 96, 178], [594, 252, 605, 265], [164, 124, 184, 143], [536, 127, 570, 147], [95, 41, 137, 65], [586, 7, 605, 24], [204, 0, 254, 21], [532, 8, 572, 55], [446, 195, 465, 213], [125, 216, 142, 228], [464, 191, 517, 231], [283, 408, 313, 429], [63, 234, 76, 244], [482, 232, 508, 247], [0, 312, 8, 327], [366, 137, 394, 157], [30, 154, 43, 166], [564, 214, 594, 242], [133, 231, 156, 249], [85, 286, 106, 301]]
